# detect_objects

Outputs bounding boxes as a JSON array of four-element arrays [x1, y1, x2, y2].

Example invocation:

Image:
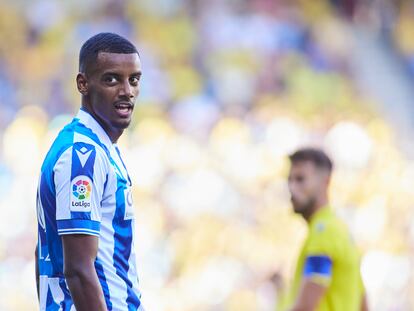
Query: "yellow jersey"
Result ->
[[281, 206, 365, 311]]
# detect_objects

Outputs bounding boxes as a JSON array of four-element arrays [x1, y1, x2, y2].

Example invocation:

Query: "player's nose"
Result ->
[[119, 80, 134, 99], [288, 182, 299, 196]]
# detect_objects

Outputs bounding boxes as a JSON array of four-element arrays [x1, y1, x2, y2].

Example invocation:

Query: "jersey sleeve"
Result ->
[[303, 222, 336, 286], [54, 142, 108, 237]]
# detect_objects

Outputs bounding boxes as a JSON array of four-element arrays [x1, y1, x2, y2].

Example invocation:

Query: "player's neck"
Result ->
[[80, 103, 122, 143], [305, 197, 329, 223]]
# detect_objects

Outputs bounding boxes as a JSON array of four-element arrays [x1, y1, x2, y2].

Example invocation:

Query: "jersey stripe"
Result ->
[[37, 110, 142, 310], [113, 177, 141, 309], [95, 257, 113, 310]]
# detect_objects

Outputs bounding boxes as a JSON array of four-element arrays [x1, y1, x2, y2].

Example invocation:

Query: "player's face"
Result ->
[[288, 161, 327, 216], [82, 52, 142, 141]]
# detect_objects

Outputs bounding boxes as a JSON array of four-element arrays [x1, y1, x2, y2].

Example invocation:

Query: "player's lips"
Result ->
[[114, 101, 134, 118]]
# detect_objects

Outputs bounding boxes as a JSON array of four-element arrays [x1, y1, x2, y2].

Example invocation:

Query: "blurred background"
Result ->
[[0, 0, 414, 310]]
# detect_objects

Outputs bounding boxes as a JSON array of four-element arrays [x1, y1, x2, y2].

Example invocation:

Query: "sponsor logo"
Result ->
[[124, 188, 134, 220], [316, 222, 325, 232], [72, 178, 91, 200], [76, 146, 93, 168], [71, 201, 91, 208], [71, 175, 92, 212]]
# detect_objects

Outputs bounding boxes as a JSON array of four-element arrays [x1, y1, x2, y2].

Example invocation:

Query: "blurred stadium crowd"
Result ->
[[0, 0, 414, 310]]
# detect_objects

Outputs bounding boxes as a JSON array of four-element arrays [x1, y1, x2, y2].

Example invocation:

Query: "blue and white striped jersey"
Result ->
[[36, 109, 143, 311]]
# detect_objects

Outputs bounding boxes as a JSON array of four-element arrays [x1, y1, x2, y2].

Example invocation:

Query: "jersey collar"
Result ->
[[76, 108, 113, 149], [309, 205, 331, 227]]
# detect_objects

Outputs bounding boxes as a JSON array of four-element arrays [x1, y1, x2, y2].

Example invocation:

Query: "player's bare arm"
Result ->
[[37, 33, 143, 311], [62, 234, 107, 311], [289, 279, 327, 311], [361, 293, 369, 311]]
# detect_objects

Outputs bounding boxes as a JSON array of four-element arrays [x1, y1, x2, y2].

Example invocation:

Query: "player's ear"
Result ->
[[76, 73, 88, 95]]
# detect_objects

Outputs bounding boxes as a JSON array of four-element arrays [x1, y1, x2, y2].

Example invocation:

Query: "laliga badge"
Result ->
[[70, 175, 92, 212]]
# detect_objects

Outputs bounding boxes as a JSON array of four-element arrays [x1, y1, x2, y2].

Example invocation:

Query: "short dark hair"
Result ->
[[79, 32, 139, 74], [289, 147, 333, 172]]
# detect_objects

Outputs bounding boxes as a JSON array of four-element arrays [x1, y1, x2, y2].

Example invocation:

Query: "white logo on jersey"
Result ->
[[124, 188, 134, 220], [76, 147, 93, 168]]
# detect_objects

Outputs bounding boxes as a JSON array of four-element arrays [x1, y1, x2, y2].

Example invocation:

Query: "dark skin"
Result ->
[[77, 52, 142, 143], [36, 52, 141, 310], [287, 160, 368, 311], [63, 235, 107, 311]]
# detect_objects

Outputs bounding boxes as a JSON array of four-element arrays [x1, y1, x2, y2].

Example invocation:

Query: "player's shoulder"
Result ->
[[72, 119, 106, 150], [41, 120, 78, 170], [305, 211, 344, 259], [310, 211, 355, 255], [306, 208, 360, 265], [48, 119, 109, 168], [308, 210, 349, 245]]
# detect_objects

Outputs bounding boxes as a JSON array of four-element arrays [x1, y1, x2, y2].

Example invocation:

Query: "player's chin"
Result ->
[[112, 106, 134, 129], [292, 201, 304, 213], [293, 206, 302, 214], [113, 118, 132, 130]]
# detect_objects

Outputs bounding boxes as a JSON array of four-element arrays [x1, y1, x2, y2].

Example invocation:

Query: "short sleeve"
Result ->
[[303, 255, 333, 286], [303, 221, 336, 285], [54, 142, 107, 236]]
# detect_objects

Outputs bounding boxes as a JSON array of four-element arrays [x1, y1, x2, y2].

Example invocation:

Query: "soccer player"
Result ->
[[283, 148, 368, 311], [35, 32, 144, 310]]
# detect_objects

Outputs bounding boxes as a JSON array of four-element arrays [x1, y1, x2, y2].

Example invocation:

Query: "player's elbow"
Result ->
[[64, 260, 95, 283]]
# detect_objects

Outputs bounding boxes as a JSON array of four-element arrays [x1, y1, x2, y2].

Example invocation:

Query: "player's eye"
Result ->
[[103, 76, 117, 84], [295, 176, 304, 183], [129, 76, 140, 85]]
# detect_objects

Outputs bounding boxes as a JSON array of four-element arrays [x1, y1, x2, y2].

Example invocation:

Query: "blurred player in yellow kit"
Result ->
[[279, 148, 369, 311]]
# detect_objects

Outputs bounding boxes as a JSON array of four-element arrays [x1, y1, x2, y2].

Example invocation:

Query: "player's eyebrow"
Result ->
[[101, 71, 120, 77], [102, 71, 142, 77], [130, 71, 142, 77]]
